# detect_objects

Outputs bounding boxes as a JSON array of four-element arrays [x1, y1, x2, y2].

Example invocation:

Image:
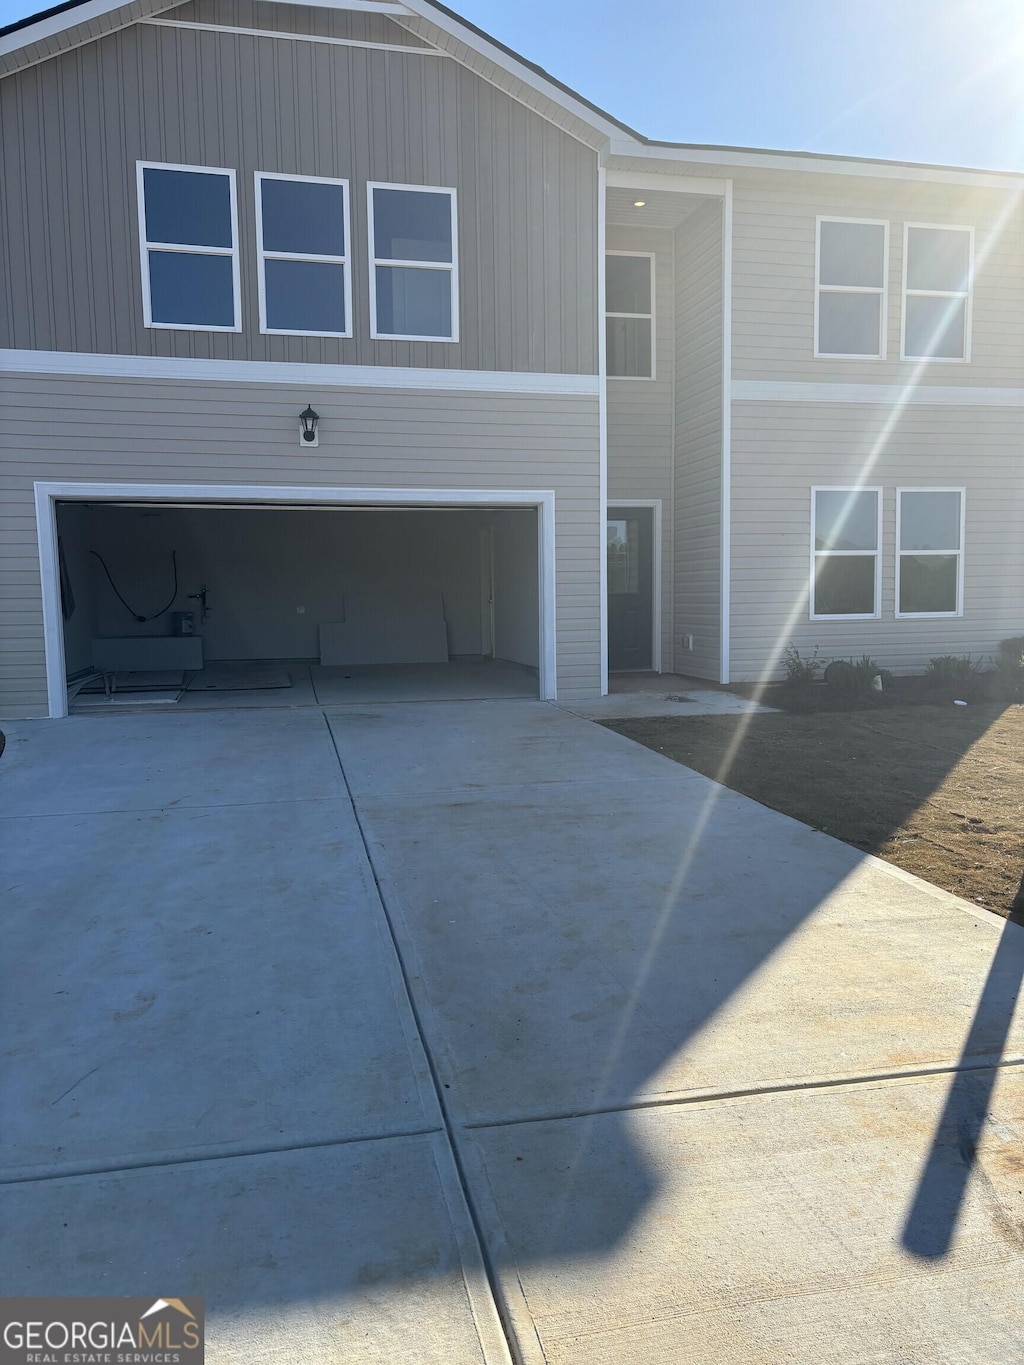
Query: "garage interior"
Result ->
[[55, 502, 540, 710]]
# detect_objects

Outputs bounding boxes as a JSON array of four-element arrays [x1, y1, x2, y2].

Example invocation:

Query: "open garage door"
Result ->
[[51, 496, 545, 713]]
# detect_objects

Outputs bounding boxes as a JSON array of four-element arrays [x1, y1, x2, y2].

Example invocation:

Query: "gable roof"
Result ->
[[2, 0, 1022, 186]]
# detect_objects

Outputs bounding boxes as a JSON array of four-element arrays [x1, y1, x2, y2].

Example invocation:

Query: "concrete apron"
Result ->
[[2, 701, 1022, 1363]]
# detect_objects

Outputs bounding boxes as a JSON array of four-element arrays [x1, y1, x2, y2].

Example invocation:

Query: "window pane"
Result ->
[[373, 189, 452, 262], [815, 490, 878, 551], [375, 265, 452, 337], [607, 519, 639, 595], [265, 259, 346, 333], [814, 555, 876, 616], [819, 221, 885, 288], [904, 294, 966, 359], [906, 226, 970, 293], [148, 250, 235, 326], [817, 291, 881, 356], [900, 554, 959, 613], [607, 317, 653, 377], [900, 491, 961, 551], [143, 168, 233, 248], [606, 255, 652, 314], [261, 179, 345, 256]]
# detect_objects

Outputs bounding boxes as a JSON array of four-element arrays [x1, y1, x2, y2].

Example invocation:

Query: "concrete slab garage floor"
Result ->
[[1, 703, 1022, 1362]]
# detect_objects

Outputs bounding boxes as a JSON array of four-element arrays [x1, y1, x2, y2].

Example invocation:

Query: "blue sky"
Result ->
[[3, 0, 1023, 171]]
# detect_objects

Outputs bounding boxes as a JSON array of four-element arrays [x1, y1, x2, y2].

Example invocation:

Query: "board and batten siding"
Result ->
[[674, 199, 723, 681], [0, 0, 599, 374], [730, 401, 1024, 680], [731, 171, 1024, 386], [606, 224, 675, 671], [0, 374, 601, 717]]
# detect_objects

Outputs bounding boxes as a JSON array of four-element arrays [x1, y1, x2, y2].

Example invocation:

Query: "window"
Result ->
[[137, 162, 240, 331], [368, 184, 458, 341], [607, 519, 640, 594], [606, 253, 654, 377], [811, 487, 881, 619], [897, 489, 964, 616], [902, 224, 973, 361], [815, 218, 887, 358], [255, 174, 351, 338]]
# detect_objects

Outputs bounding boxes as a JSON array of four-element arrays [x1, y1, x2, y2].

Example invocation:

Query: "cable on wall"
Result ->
[[89, 549, 179, 622]]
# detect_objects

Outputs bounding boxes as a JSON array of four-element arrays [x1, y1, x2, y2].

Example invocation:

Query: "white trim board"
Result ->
[[34, 480, 558, 717], [606, 499, 663, 673], [733, 380, 1024, 407], [606, 169, 727, 198], [142, 17, 442, 56], [2, 349, 599, 396], [720, 181, 733, 685]]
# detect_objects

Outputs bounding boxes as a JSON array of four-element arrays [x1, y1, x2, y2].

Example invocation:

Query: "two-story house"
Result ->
[[2, 0, 1022, 719]]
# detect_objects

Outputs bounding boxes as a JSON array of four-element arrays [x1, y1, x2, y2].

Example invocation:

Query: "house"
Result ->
[[2, 0, 1022, 720]]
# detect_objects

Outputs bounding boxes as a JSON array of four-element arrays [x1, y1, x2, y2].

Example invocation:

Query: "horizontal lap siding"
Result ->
[[606, 225, 674, 671], [730, 401, 1024, 679], [675, 201, 723, 681], [732, 172, 1024, 386], [0, 376, 601, 716], [0, 12, 599, 374]]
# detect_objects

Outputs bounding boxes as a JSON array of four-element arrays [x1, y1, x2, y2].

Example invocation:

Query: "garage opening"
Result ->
[[54, 501, 541, 711]]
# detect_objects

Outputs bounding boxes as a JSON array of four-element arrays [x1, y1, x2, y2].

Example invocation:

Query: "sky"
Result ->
[[3, 0, 1024, 172]]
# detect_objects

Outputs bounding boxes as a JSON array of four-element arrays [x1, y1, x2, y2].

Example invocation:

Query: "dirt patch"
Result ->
[[606, 702, 1024, 924]]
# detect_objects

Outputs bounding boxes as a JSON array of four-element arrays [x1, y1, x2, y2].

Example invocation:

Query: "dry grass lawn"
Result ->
[[606, 702, 1024, 924]]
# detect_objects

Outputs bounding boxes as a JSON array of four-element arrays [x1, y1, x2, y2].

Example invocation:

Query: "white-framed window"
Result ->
[[136, 161, 241, 332], [255, 173, 351, 338], [815, 217, 888, 359], [367, 183, 458, 342], [901, 224, 973, 362], [896, 488, 965, 617], [606, 251, 655, 378], [810, 486, 882, 620]]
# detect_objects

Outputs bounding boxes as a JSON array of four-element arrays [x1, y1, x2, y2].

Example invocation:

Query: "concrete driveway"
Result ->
[[2, 701, 1022, 1363]]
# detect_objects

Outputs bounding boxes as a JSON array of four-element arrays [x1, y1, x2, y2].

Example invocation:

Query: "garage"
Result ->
[[44, 486, 551, 714]]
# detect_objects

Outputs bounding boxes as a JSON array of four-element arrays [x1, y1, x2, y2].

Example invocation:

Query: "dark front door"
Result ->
[[607, 507, 653, 671]]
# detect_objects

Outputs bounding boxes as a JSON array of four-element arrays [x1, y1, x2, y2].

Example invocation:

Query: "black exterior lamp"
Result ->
[[299, 404, 320, 447]]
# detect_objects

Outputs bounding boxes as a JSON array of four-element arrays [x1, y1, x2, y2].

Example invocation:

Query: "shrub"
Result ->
[[927, 655, 981, 691], [824, 655, 892, 695], [783, 644, 820, 687], [993, 637, 1024, 700]]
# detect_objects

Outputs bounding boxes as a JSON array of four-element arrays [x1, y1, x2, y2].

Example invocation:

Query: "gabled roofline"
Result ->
[[2, 0, 1023, 188]]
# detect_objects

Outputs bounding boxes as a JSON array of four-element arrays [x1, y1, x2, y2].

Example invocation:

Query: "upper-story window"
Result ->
[[255, 174, 351, 338], [137, 162, 240, 332], [901, 225, 973, 362], [368, 184, 458, 341], [606, 253, 654, 377], [811, 487, 882, 619], [815, 218, 887, 359]]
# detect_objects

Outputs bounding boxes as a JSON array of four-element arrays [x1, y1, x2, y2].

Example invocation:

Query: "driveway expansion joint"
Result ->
[[460, 1054, 1024, 1130], [0, 1124, 445, 1186]]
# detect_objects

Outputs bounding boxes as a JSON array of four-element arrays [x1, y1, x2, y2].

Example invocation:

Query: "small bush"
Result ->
[[824, 655, 892, 695], [927, 655, 981, 690], [783, 644, 820, 687], [993, 637, 1024, 700]]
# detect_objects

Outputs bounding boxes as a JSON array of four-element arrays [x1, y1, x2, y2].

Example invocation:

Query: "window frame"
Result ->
[[254, 171, 352, 340], [814, 216, 889, 360], [605, 249, 656, 380], [900, 222, 974, 364], [809, 485, 883, 622], [136, 160, 241, 333], [367, 182, 459, 343], [895, 486, 966, 619]]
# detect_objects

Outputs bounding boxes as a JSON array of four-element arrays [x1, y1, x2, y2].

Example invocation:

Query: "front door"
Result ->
[[607, 507, 653, 671]]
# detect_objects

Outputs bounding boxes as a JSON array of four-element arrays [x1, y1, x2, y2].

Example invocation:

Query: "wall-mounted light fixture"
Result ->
[[632, 199, 646, 208], [299, 404, 320, 448]]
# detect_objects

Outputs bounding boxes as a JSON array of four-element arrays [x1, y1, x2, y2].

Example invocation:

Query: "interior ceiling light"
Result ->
[[633, 199, 646, 207]]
